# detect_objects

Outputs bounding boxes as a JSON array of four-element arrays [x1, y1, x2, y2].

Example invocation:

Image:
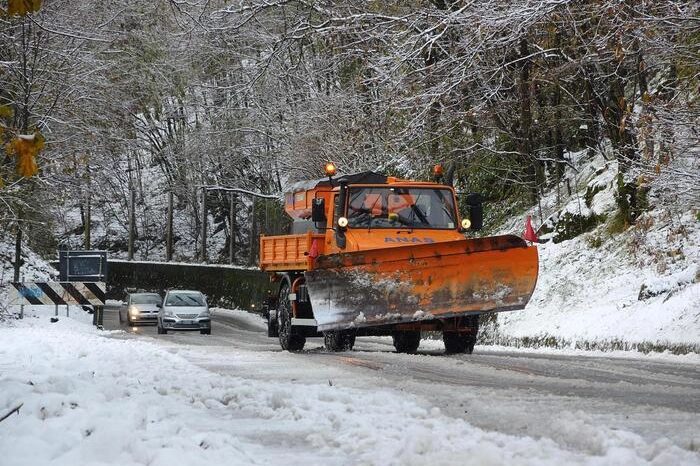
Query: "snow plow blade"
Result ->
[[305, 235, 538, 332]]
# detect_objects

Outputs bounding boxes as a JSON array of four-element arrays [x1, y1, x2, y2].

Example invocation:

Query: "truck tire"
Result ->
[[443, 332, 476, 354], [277, 281, 305, 352], [267, 311, 278, 337], [392, 331, 420, 353], [323, 330, 356, 352]]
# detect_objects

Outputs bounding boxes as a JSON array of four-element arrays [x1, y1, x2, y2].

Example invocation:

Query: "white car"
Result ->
[[157, 290, 211, 335], [119, 292, 162, 326]]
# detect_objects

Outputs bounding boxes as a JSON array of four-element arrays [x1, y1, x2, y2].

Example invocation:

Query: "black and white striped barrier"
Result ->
[[10, 282, 106, 306]]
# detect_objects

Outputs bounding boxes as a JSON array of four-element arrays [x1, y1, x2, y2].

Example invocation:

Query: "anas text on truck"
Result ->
[[259, 164, 539, 354]]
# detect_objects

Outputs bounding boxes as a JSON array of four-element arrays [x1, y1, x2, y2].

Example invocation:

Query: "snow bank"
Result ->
[[1, 314, 698, 465]]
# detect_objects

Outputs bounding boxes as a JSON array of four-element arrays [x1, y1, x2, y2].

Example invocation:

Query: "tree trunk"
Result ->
[[517, 39, 539, 203]]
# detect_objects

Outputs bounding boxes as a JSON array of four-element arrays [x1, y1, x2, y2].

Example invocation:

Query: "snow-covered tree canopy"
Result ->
[[0, 0, 697, 263]]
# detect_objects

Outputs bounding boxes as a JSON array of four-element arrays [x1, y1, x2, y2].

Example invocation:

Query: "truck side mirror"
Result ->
[[466, 193, 483, 230], [311, 198, 326, 223]]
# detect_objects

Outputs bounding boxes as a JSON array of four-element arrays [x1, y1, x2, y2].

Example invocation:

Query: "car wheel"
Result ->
[[200, 329, 211, 335]]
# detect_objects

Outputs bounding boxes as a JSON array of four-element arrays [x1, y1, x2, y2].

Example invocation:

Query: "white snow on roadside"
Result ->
[[499, 232, 700, 345], [1, 310, 698, 466]]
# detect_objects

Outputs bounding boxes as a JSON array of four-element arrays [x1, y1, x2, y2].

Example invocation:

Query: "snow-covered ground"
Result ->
[[1, 307, 698, 466], [498, 223, 699, 348]]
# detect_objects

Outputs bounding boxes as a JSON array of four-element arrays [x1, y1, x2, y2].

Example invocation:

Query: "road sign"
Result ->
[[58, 250, 108, 282], [9, 282, 106, 306]]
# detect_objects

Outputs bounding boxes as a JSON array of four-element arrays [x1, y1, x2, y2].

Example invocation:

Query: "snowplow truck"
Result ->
[[259, 166, 538, 354]]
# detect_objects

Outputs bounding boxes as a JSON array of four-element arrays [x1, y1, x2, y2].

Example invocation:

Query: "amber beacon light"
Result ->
[[325, 163, 337, 177]]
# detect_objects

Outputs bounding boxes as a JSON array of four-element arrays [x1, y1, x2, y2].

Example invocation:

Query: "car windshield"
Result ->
[[131, 294, 162, 305], [346, 187, 458, 229], [165, 292, 205, 306]]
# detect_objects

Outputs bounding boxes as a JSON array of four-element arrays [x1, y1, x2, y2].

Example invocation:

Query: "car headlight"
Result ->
[[197, 310, 210, 318], [129, 306, 140, 316], [163, 308, 176, 317]]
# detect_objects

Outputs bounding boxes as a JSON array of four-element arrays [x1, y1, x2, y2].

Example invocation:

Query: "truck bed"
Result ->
[[259, 232, 325, 272]]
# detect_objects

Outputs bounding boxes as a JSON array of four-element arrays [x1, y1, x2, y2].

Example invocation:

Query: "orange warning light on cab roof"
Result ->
[[325, 163, 337, 177]]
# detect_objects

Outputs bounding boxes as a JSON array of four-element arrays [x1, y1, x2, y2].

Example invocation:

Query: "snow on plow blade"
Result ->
[[305, 235, 538, 332]]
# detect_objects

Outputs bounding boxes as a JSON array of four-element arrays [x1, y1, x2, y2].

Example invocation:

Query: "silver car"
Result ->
[[119, 292, 162, 326], [157, 290, 211, 335]]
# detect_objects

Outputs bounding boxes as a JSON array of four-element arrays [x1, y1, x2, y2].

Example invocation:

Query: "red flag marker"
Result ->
[[524, 215, 538, 243]]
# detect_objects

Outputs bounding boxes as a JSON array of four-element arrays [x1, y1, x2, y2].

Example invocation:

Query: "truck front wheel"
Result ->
[[392, 331, 421, 353], [443, 332, 476, 354], [277, 281, 306, 352], [323, 330, 356, 352], [267, 310, 278, 337]]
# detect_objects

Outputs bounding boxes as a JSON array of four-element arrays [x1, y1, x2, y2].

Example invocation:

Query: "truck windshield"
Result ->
[[346, 187, 458, 229]]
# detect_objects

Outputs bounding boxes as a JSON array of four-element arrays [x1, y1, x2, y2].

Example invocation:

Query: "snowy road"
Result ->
[[104, 306, 700, 460]]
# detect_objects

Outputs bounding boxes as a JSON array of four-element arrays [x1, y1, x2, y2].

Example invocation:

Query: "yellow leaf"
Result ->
[[6, 131, 43, 178], [615, 43, 624, 62], [17, 150, 38, 177], [8, 0, 41, 17]]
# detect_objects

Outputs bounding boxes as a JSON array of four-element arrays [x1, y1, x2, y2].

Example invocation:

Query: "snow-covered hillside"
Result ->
[[494, 150, 699, 352]]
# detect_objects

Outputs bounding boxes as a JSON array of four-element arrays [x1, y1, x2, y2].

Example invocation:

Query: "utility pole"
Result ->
[[166, 191, 173, 261]]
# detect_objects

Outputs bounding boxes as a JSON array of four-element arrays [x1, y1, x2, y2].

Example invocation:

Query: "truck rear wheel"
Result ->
[[392, 331, 421, 353], [443, 332, 476, 354], [277, 281, 306, 352], [323, 330, 356, 352]]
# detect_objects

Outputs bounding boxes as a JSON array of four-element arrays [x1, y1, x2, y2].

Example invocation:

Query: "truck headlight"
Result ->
[[461, 218, 471, 229]]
